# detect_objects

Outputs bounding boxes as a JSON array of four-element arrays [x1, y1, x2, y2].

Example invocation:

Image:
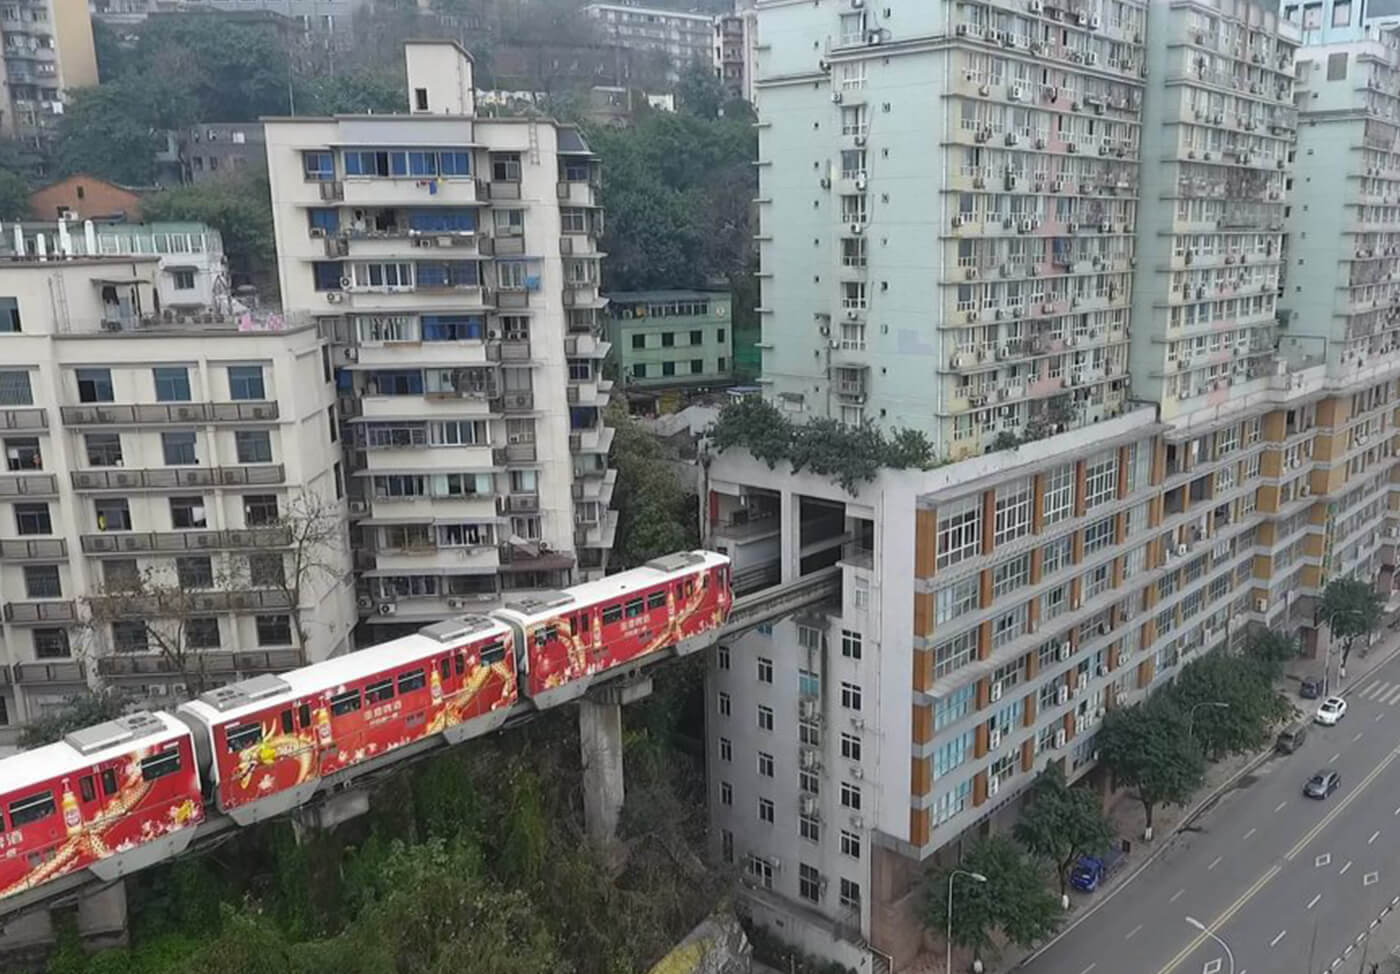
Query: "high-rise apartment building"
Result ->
[[0, 253, 355, 745], [264, 41, 615, 637], [583, 3, 716, 78], [715, 1, 759, 103], [0, 0, 96, 145], [1281, 0, 1400, 43], [712, 1, 1400, 968]]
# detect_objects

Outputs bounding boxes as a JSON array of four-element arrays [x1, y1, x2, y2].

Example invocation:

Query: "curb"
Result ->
[[1015, 638, 1400, 969]]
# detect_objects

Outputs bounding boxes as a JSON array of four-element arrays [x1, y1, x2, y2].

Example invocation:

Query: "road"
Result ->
[[1022, 648, 1400, 974]]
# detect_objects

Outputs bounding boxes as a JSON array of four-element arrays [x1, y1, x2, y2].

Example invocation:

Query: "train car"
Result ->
[[0, 712, 202, 902], [494, 551, 732, 710], [177, 615, 516, 825]]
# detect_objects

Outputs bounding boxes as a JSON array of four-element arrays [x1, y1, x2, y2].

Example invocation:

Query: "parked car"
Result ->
[[1069, 846, 1127, 893], [1276, 722, 1309, 753], [1304, 769, 1341, 799], [1299, 678, 1324, 699], [1315, 696, 1348, 725]]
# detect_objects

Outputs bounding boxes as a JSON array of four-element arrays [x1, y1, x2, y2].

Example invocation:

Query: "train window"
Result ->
[[575, 611, 589, 633], [647, 591, 667, 610], [455, 653, 466, 676], [329, 689, 362, 716], [78, 776, 95, 803], [439, 658, 451, 681], [397, 669, 426, 694], [226, 723, 262, 753], [601, 604, 622, 625], [481, 640, 506, 664], [685, 580, 695, 596], [624, 598, 644, 618], [100, 769, 118, 796], [533, 625, 557, 647], [280, 710, 294, 734], [365, 679, 394, 704], [9, 792, 55, 826], [299, 703, 312, 728], [140, 750, 182, 782]]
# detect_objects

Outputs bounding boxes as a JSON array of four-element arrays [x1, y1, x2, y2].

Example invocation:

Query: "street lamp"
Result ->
[[946, 869, 988, 974], [1184, 916, 1235, 974], [1186, 701, 1229, 742]]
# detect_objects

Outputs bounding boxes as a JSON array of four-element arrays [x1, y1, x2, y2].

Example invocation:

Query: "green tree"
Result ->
[[52, 81, 177, 184], [607, 403, 699, 568], [21, 690, 130, 747], [1319, 576, 1384, 669], [0, 169, 28, 220], [676, 58, 728, 120], [1245, 627, 1302, 674], [142, 168, 275, 282], [1013, 764, 1114, 898], [1170, 652, 1294, 759], [128, 15, 292, 122], [296, 70, 406, 115], [1097, 696, 1206, 832], [927, 835, 1061, 955]]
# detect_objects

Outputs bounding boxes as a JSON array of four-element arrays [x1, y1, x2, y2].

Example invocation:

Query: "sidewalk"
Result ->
[[1326, 889, 1400, 974]]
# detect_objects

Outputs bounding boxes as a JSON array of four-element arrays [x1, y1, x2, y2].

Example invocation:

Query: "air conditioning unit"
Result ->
[[990, 681, 1003, 702], [800, 795, 818, 816], [1255, 598, 1268, 613], [850, 717, 866, 730], [850, 815, 866, 829], [1058, 643, 1071, 662], [851, 767, 865, 780], [849, 223, 865, 236], [989, 776, 1001, 797], [348, 500, 368, 514], [799, 699, 820, 720], [854, 134, 867, 146], [1057, 685, 1070, 705], [832, 91, 844, 104], [989, 730, 1003, 750], [356, 595, 373, 611], [446, 598, 464, 609], [800, 748, 819, 769], [377, 603, 397, 616], [326, 292, 345, 304]]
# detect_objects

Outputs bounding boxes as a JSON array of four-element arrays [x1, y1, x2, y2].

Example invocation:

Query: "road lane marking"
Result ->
[[1316, 853, 1332, 867], [1275, 801, 1288, 813], [1370, 830, 1381, 844], [1079, 965, 1096, 974], [1364, 680, 1387, 698], [1209, 855, 1223, 870], [1383, 684, 1400, 706], [1269, 930, 1287, 947], [1286, 745, 1400, 862], [1354, 731, 1365, 742], [1378, 713, 1386, 722], [1341, 861, 1353, 875], [1307, 893, 1322, 910], [1170, 888, 1185, 903], [1126, 924, 1142, 940], [1330, 752, 1342, 763], [1244, 827, 1257, 839], [1365, 871, 1380, 886], [1154, 864, 1282, 974]]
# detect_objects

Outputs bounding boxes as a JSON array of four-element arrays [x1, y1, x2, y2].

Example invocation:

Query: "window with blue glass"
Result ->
[[312, 262, 344, 291], [933, 684, 976, 731], [368, 370, 423, 395], [228, 366, 265, 401], [153, 367, 191, 402], [570, 406, 597, 430], [797, 669, 820, 697], [407, 151, 438, 176], [308, 209, 340, 233], [303, 151, 334, 181], [421, 315, 484, 341], [344, 149, 410, 177], [932, 730, 973, 780], [407, 209, 475, 233], [415, 261, 478, 287], [439, 151, 470, 176]]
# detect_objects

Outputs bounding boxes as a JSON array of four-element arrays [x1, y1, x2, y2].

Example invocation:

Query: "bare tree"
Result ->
[[251, 488, 347, 655]]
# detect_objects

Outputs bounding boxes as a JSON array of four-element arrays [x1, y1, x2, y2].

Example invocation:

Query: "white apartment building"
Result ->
[[0, 255, 355, 743], [264, 41, 615, 636], [584, 2, 716, 78], [0, 0, 95, 144]]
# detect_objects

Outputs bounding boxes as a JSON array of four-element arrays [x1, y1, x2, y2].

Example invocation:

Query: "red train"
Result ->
[[0, 551, 731, 900]]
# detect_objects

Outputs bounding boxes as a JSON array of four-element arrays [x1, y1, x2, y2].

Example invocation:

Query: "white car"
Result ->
[[1315, 697, 1348, 726]]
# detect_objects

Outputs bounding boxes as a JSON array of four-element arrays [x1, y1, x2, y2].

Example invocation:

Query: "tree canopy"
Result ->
[[1097, 695, 1206, 830], [1170, 652, 1294, 758], [1319, 577, 1384, 667], [1013, 765, 1113, 897], [927, 835, 1060, 953], [607, 403, 699, 569], [0, 168, 28, 220], [142, 168, 276, 282]]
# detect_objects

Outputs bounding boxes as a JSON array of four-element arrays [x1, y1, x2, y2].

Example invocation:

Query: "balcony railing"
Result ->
[[80, 527, 289, 555], [0, 407, 46, 430], [71, 464, 285, 491], [13, 660, 85, 685], [90, 588, 294, 618], [0, 537, 66, 559], [0, 473, 57, 496], [492, 392, 535, 413], [60, 401, 279, 426], [4, 600, 77, 624], [97, 648, 303, 678]]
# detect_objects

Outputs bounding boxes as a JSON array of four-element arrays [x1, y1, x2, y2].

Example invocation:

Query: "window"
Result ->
[[799, 863, 822, 903], [76, 368, 113, 403], [313, 262, 344, 291], [800, 815, 821, 841], [993, 553, 1031, 598], [112, 619, 148, 653], [746, 855, 774, 889], [934, 629, 977, 678], [799, 770, 820, 796], [256, 614, 292, 646], [690, 358, 704, 374], [1085, 451, 1118, 509], [187, 617, 220, 649], [235, 430, 273, 464], [422, 315, 484, 342], [162, 431, 198, 465], [85, 433, 123, 467], [840, 681, 862, 711], [717, 644, 730, 670], [15, 502, 51, 535], [717, 691, 731, 716], [719, 737, 731, 762], [0, 370, 32, 405], [33, 627, 69, 658], [244, 494, 278, 526], [936, 575, 980, 625], [840, 829, 862, 859], [758, 797, 775, 823], [0, 296, 19, 333], [249, 553, 285, 588], [176, 556, 213, 589], [840, 732, 862, 762], [840, 782, 862, 810], [9, 792, 55, 827], [757, 705, 774, 731], [1084, 516, 1115, 555], [758, 751, 774, 777], [935, 685, 976, 730], [309, 208, 339, 234], [303, 150, 334, 181], [799, 669, 820, 697], [491, 153, 522, 181], [23, 564, 60, 598], [937, 496, 981, 569], [994, 478, 1033, 544], [630, 333, 645, 350], [170, 496, 207, 529], [841, 629, 862, 659], [561, 208, 588, 234], [95, 498, 132, 531], [228, 365, 265, 400], [721, 829, 734, 864], [152, 367, 191, 402], [757, 657, 773, 683], [1043, 463, 1074, 525], [719, 781, 733, 806], [413, 87, 429, 111], [493, 209, 524, 236], [330, 689, 361, 717], [839, 878, 861, 911]]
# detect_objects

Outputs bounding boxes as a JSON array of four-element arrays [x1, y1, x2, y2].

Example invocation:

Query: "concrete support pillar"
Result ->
[[76, 880, 127, 950], [580, 699, 625, 843]]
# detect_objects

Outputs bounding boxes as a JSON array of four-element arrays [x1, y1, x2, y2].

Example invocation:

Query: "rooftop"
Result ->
[[607, 289, 728, 303]]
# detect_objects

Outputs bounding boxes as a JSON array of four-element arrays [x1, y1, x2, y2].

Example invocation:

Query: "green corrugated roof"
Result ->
[[606, 289, 729, 303]]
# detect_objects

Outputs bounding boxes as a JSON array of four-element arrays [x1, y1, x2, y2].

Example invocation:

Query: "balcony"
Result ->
[[4, 600, 76, 624], [337, 176, 482, 209], [0, 407, 46, 430], [492, 391, 535, 413], [79, 527, 289, 555], [90, 588, 294, 618], [0, 473, 57, 496], [496, 442, 538, 464], [498, 492, 540, 514], [0, 538, 66, 560], [497, 542, 575, 572], [60, 401, 279, 426], [570, 423, 614, 454], [574, 509, 618, 549], [97, 648, 304, 679], [70, 464, 285, 491], [14, 660, 85, 685], [496, 287, 531, 310]]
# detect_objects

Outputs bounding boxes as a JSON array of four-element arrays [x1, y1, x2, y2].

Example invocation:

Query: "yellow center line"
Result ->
[[1154, 745, 1400, 974]]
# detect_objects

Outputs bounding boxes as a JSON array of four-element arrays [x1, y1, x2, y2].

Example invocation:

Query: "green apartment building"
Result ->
[[606, 289, 734, 389]]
